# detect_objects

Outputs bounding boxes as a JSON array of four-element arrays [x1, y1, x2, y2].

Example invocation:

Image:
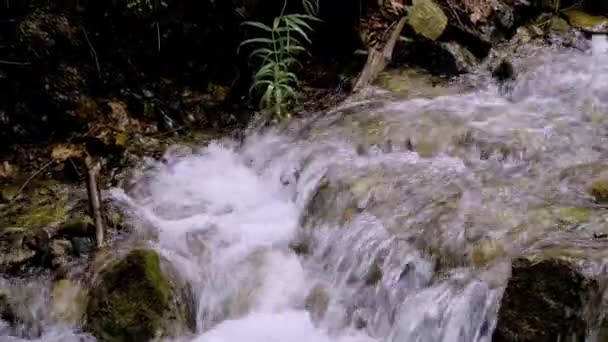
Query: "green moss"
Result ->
[[86, 249, 172, 342], [14, 204, 68, 230], [557, 207, 591, 225], [589, 180, 608, 203]]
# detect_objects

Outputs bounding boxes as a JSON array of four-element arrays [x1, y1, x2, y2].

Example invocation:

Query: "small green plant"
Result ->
[[239, 0, 320, 120]]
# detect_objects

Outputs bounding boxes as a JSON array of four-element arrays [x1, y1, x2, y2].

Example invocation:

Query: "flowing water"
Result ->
[[2, 37, 608, 341]]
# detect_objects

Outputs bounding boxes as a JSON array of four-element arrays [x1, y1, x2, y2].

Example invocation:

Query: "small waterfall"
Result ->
[[3, 32, 608, 342]]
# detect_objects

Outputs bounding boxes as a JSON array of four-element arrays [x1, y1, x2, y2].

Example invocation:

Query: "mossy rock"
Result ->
[[589, 179, 608, 203], [557, 207, 591, 225], [407, 0, 448, 40], [85, 249, 185, 342], [493, 257, 599, 341], [563, 9, 608, 31]]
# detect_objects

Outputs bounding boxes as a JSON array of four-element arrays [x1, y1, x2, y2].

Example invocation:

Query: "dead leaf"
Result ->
[[51, 144, 85, 161], [0, 161, 18, 179]]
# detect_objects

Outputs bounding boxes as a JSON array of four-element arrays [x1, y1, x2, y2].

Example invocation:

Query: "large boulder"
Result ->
[[85, 249, 192, 341], [493, 257, 600, 341]]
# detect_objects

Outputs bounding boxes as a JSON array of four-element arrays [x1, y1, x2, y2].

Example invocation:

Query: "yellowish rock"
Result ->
[[563, 9, 608, 31], [589, 179, 608, 203], [407, 0, 448, 40]]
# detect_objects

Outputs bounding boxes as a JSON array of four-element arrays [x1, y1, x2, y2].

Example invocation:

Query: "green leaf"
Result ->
[[239, 37, 274, 50], [248, 47, 274, 59], [241, 21, 273, 32]]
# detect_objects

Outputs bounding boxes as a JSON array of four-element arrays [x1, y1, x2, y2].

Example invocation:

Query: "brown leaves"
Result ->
[[51, 143, 85, 161]]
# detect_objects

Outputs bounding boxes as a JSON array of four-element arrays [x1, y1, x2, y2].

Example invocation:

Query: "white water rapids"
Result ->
[[2, 36, 608, 342]]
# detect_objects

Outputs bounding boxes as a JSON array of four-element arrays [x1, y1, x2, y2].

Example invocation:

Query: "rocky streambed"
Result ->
[[3, 2, 608, 342]]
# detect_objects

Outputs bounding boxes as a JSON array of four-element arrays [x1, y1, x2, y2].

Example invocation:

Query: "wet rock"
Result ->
[[0, 293, 16, 324], [406, 0, 448, 40], [557, 207, 591, 225], [51, 278, 88, 324], [395, 39, 477, 75], [305, 285, 330, 322], [493, 257, 599, 342], [85, 249, 190, 341], [470, 238, 506, 268], [563, 9, 608, 32], [492, 59, 516, 83], [17, 13, 79, 61], [548, 16, 571, 33], [57, 216, 94, 239], [364, 262, 384, 286], [589, 179, 608, 203], [49, 239, 73, 258], [0, 247, 36, 271]]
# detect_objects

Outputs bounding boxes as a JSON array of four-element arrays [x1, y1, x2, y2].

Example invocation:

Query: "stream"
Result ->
[[2, 36, 608, 341]]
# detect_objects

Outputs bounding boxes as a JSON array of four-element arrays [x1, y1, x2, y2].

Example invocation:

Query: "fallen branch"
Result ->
[[0, 59, 31, 66], [353, 16, 408, 92], [82, 27, 101, 77], [85, 156, 104, 248], [10, 160, 55, 202]]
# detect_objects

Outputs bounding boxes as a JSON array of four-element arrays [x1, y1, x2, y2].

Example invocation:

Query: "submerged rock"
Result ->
[[51, 279, 88, 324], [589, 179, 608, 203], [305, 285, 330, 322], [493, 257, 599, 341], [85, 249, 190, 341]]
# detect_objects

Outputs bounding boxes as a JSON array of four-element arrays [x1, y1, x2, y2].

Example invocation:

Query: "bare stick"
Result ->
[[156, 22, 161, 52], [10, 160, 55, 202], [353, 16, 407, 92], [82, 27, 101, 77], [0, 60, 30, 66], [85, 156, 104, 248]]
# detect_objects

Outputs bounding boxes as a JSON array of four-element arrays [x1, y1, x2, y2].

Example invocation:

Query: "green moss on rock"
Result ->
[[557, 207, 591, 225], [85, 249, 173, 342]]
